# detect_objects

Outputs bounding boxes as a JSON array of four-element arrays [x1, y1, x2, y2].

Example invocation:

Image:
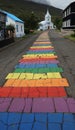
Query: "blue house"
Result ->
[[4, 11, 25, 37]]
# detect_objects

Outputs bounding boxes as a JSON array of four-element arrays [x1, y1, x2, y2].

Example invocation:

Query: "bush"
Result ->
[[71, 34, 75, 37], [25, 28, 30, 34]]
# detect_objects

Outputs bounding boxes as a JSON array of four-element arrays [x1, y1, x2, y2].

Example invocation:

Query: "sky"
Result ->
[[31, 0, 75, 9]]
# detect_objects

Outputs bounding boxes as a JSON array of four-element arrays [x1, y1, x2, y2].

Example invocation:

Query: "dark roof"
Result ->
[[63, 2, 75, 12]]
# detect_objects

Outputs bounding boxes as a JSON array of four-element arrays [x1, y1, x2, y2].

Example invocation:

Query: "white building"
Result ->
[[4, 11, 25, 37], [39, 10, 54, 31]]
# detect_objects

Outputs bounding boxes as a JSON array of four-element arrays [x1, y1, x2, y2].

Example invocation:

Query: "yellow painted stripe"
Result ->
[[6, 73, 14, 79], [6, 72, 62, 79], [30, 46, 53, 48], [23, 54, 55, 57]]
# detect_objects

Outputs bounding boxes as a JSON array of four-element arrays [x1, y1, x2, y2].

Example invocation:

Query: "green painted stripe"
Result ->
[[14, 67, 63, 73], [26, 52, 56, 54]]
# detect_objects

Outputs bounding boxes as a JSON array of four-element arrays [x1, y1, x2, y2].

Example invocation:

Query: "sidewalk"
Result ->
[[0, 31, 75, 130]]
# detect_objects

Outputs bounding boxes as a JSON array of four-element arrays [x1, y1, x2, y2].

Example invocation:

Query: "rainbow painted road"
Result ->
[[0, 31, 75, 130]]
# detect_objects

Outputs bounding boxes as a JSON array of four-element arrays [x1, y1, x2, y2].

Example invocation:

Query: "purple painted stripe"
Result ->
[[19, 60, 59, 64], [0, 98, 75, 113]]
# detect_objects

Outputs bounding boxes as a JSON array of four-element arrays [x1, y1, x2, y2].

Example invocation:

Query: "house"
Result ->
[[0, 10, 6, 40], [38, 10, 54, 31], [4, 11, 25, 37], [62, 2, 75, 30]]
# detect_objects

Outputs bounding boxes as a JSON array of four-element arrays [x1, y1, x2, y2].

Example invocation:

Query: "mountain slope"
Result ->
[[0, 0, 62, 21]]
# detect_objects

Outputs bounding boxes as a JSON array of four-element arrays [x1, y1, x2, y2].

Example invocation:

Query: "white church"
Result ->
[[38, 10, 54, 31]]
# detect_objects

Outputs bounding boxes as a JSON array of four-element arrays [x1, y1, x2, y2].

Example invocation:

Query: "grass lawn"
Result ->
[[64, 34, 75, 42]]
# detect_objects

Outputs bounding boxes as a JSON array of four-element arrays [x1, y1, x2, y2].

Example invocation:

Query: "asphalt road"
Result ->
[[0, 34, 40, 86], [49, 30, 75, 98], [0, 30, 75, 98]]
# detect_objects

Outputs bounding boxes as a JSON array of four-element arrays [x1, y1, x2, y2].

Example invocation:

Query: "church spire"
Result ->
[[47, 9, 49, 15], [45, 9, 51, 18]]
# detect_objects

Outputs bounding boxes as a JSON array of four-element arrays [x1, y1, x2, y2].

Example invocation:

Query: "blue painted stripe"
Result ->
[[0, 113, 75, 130], [32, 44, 51, 46], [27, 50, 54, 53], [15, 63, 58, 69]]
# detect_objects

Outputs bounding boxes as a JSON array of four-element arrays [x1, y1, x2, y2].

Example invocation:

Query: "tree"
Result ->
[[54, 17, 62, 30], [18, 12, 40, 34], [6, 25, 15, 33], [6, 24, 15, 37]]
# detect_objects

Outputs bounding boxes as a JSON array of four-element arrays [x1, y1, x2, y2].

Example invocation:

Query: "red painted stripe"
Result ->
[[0, 87, 67, 97], [19, 58, 57, 63]]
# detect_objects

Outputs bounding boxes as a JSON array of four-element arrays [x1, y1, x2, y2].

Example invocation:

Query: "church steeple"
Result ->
[[45, 9, 51, 23], [47, 9, 50, 16]]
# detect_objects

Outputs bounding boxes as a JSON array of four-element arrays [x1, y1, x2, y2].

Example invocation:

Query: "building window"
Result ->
[[67, 20, 70, 27], [6, 17, 8, 22], [69, 7, 71, 14], [21, 25, 23, 32], [65, 11, 66, 17], [16, 25, 18, 32]]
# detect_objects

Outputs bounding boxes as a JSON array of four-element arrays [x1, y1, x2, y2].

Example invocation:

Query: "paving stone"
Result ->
[[48, 113, 63, 123], [48, 88, 67, 97], [9, 88, 21, 97], [4, 79, 15, 87], [32, 122, 47, 130], [20, 123, 33, 130], [0, 88, 12, 97], [0, 122, 7, 130], [8, 113, 21, 125], [6, 73, 14, 79], [8, 124, 19, 130], [0, 98, 12, 112], [21, 88, 29, 97], [64, 113, 75, 122], [29, 88, 39, 97], [54, 98, 69, 112], [32, 98, 55, 112], [24, 98, 32, 112], [21, 113, 34, 123], [11, 73, 20, 79], [9, 98, 25, 112], [67, 98, 75, 113], [63, 122, 75, 130], [35, 113, 47, 122], [0, 112, 8, 124], [12, 79, 21, 87], [48, 123, 61, 130]]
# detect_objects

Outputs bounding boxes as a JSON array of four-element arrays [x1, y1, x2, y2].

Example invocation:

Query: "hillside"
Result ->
[[0, 0, 63, 21]]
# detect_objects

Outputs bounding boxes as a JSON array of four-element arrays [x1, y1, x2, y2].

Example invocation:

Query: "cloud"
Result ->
[[31, 0, 75, 9], [50, 0, 75, 9]]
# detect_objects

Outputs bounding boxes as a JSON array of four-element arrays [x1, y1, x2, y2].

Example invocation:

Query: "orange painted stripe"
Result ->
[[4, 78, 69, 87]]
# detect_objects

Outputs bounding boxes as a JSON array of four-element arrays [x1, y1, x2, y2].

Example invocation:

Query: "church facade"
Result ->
[[38, 10, 54, 31]]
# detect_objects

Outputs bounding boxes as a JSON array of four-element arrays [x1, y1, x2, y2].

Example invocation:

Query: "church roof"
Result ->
[[39, 21, 47, 25]]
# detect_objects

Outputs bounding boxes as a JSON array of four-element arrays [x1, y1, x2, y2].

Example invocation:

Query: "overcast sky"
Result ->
[[31, 0, 75, 9]]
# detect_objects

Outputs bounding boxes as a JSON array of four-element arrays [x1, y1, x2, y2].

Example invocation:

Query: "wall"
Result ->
[[15, 22, 25, 37]]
